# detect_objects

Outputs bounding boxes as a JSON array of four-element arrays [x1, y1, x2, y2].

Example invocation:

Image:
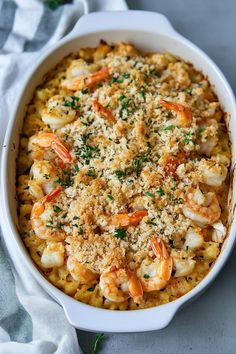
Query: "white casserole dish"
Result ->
[[1, 11, 236, 333]]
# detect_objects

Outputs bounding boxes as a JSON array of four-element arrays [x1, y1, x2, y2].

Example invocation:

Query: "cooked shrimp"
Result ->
[[30, 187, 65, 241], [183, 188, 221, 227], [137, 236, 172, 292], [67, 256, 98, 284], [184, 227, 204, 250], [99, 268, 143, 304], [212, 221, 227, 243], [29, 160, 58, 196], [110, 210, 148, 227], [93, 98, 116, 123], [171, 249, 196, 277], [159, 98, 192, 127], [41, 242, 65, 268], [41, 95, 77, 129], [197, 119, 218, 156], [162, 152, 187, 177], [62, 66, 109, 91], [29, 133, 73, 163], [199, 158, 227, 187]]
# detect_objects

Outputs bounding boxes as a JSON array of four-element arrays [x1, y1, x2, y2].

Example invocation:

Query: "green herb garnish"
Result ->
[[157, 188, 165, 197], [114, 228, 127, 240], [87, 169, 97, 178], [53, 205, 61, 213], [183, 132, 193, 144], [123, 73, 130, 78], [76, 144, 100, 164], [164, 125, 175, 131], [186, 87, 193, 95], [115, 170, 126, 179], [145, 191, 154, 197], [118, 95, 126, 101], [81, 88, 88, 94], [107, 194, 114, 200], [133, 153, 147, 173], [73, 164, 80, 175], [63, 96, 80, 110], [90, 333, 105, 354], [144, 274, 150, 279]]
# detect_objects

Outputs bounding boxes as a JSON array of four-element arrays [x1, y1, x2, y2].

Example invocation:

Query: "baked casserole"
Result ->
[[17, 41, 231, 310]]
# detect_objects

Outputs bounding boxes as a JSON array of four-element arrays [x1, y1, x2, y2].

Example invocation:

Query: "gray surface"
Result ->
[[78, 1, 236, 353]]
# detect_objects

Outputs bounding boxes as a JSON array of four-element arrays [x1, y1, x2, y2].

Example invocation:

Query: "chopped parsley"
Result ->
[[197, 127, 206, 139], [81, 88, 88, 94], [115, 170, 126, 179], [144, 274, 150, 279], [73, 164, 80, 175], [146, 218, 158, 226], [183, 132, 193, 144], [118, 95, 126, 101], [63, 96, 80, 110], [53, 205, 61, 213], [120, 99, 132, 110], [76, 144, 100, 164], [123, 72, 130, 79], [114, 228, 127, 239], [157, 188, 165, 197], [133, 153, 148, 173], [107, 194, 114, 200], [186, 87, 193, 95], [87, 169, 97, 178], [164, 125, 175, 131], [55, 170, 73, 188], [145, 191, 154, 197]]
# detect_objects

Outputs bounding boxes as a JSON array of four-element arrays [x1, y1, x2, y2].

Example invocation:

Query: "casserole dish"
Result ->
[[1, 10, 236, 333]]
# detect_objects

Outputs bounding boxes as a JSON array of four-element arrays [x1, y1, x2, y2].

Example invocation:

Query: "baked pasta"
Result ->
[[17, 41, 231, 310]]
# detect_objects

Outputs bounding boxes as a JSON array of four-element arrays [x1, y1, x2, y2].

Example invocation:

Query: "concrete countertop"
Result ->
[[78, 1, 236, 353]]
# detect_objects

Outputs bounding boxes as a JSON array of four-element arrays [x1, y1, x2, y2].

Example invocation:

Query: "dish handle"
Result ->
[[60, 294, 180, 332], [67, 10, 181, 39]]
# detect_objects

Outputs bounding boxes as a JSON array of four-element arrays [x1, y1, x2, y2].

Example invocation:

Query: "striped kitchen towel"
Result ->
[[0, 1, 127, 353]]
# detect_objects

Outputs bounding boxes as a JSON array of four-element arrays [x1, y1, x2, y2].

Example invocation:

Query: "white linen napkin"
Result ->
[[0, 0, 128, 353]]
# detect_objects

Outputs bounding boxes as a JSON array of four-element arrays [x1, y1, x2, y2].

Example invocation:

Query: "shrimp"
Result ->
[[29, 133, 73, 164], [137, 236, 172, 292], [30, 187, 65, 241], [162, 152, 187, 177], [171, 249, 196, 277], [93, 98, 116, 123], [198, 158, 227, 187], [99, 268, 143, 304], [212, 221, 227, 243], [41, 242, 65, 268], [184, 227, 204, 250], [62, 67, 110, 91], [29, 160, 58, 197], [110, 210, 148, 227], [197, 119, 218, 156], [159, 98, 192, 127], [182, 188, 221, 227], [41, 95, 77, 129], [67, 256, 98, 284]]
